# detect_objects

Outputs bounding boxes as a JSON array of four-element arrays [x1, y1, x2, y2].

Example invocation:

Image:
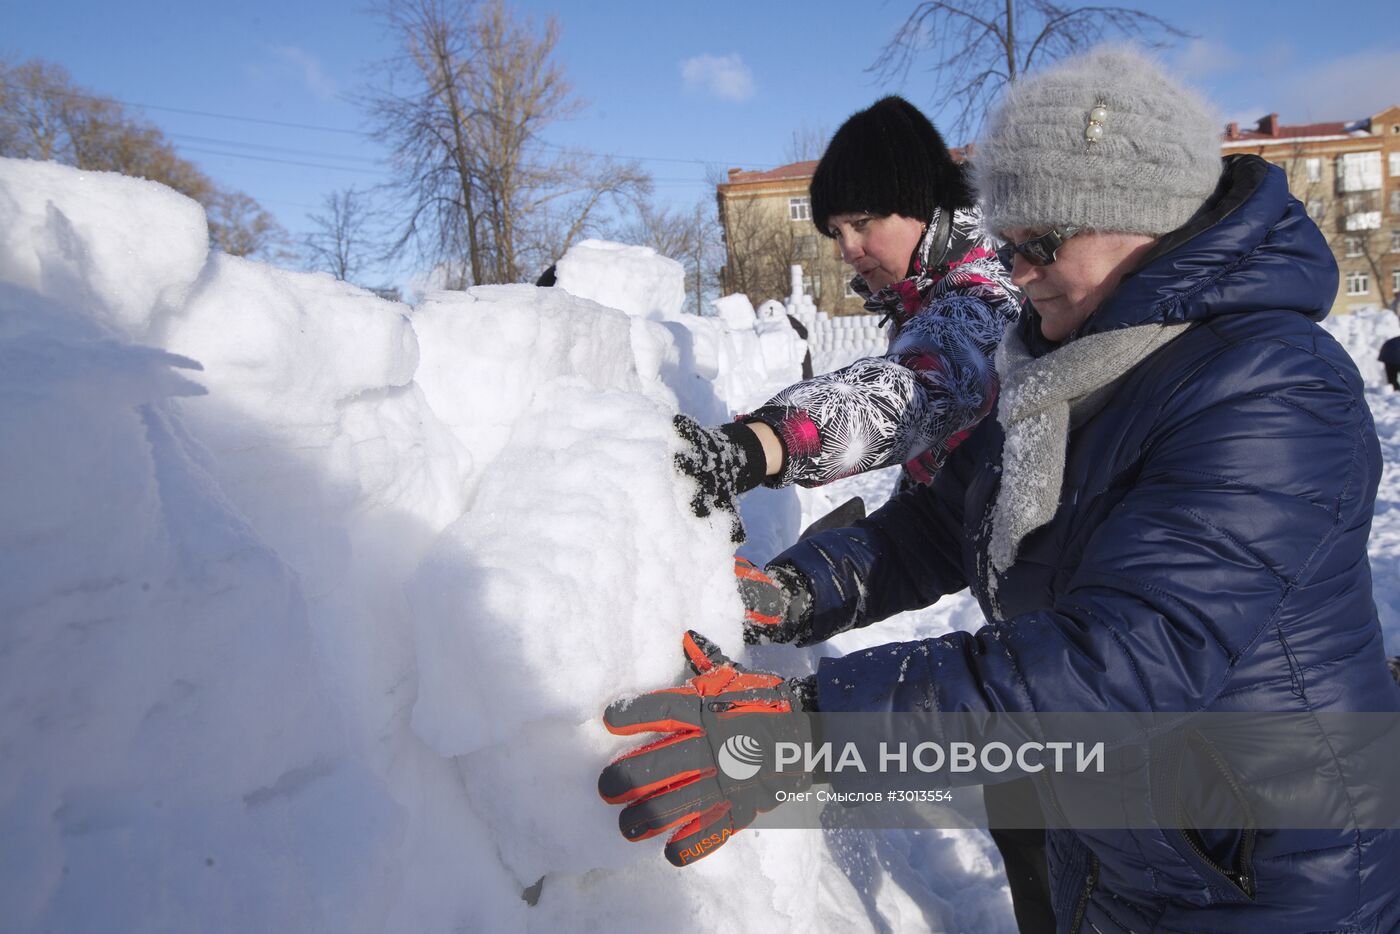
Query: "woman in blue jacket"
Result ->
[[601, 48, 1400, 930]]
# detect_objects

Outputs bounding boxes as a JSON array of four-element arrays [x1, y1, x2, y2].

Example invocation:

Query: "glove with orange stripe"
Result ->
[[598, 630, 815, 867], [734, 556, 813, 645]]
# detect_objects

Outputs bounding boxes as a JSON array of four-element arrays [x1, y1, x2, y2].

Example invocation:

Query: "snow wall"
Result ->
[[0, 159, 1014, 932]]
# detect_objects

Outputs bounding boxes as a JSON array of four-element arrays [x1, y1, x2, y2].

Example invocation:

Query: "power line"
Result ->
[[168, 132, 386, 166], [530, 138, 759, 169], [130, 102, 365, 136], [0, 79, 368, 137], [177, 145, 387, 175], [257, 197, 324, 211], [0, 112, 715, 185], [0, 79, 777, 171]]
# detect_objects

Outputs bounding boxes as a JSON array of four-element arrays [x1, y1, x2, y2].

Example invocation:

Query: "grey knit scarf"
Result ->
[[987, 320, 1191, 590]]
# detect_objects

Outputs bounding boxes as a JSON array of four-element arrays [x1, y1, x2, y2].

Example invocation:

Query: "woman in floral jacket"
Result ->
[[673, 96, 1020, 524]]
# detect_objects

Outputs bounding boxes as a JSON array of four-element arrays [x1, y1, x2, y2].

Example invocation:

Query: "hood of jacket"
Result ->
[[1020, 155, 1340, 354]]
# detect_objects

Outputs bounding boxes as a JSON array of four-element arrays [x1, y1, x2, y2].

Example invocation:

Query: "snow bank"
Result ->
[[753, 299, 808, 385], [0, 157, 207, 339], [1323, 308, 1400, 387], [553, 238, 687, 322], [554, 242, 806, 420], [552, 243, 808, 560], [0, 163, 403, 933], [2, 158, 1014, 933], [711, 292, 757, 330], [1326, 309, 1400, 658]]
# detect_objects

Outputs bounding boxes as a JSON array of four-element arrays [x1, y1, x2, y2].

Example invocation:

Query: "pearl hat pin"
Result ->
[[1085, 102, 1108, 146]]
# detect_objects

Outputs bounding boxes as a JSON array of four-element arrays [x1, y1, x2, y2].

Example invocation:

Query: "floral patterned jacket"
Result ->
[[743, 205, 1021, 487]]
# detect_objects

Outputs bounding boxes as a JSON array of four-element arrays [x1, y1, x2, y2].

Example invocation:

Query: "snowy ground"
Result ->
[[1, 158, 1396, 933]]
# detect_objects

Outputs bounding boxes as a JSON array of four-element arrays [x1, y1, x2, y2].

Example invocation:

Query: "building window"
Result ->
[[789, 197, 811, 222], [1306, 199, 1325, 220], [794, 234, 818, 260], [1391, 153, 1400, 177], [1346, 271, 1370, 295], [1392, 230, 1400, 253], [802, 273, 821, 300], [1343, 191, 1380, 214], [1306, 157, 1322, 182], [1337, 151, 1383, 192], [1393, 269, 1400, 295], [1345, 235, 1364, 257], [1392, 190, 1400, 214], [1344, 191, 1382, 230]]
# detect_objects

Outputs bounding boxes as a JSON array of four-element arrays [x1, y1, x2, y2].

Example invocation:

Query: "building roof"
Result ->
[[722, 146, 973, 188], [1221, 112, 1360, 145], [723, 161, 819, 185]]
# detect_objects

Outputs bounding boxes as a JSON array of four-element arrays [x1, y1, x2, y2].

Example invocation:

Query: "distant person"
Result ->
[[1379, 334, 1400, 390], [785, 311, 814, 380], [755, 299, 815, 382]]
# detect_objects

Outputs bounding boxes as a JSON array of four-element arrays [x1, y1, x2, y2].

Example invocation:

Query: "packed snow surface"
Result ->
[[2, 158, 1397, 932]]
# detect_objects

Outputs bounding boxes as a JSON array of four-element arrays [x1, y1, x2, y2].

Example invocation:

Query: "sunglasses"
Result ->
[[1008, 225, 1082, 266]]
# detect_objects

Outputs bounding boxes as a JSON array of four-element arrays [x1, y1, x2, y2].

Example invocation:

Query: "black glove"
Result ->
[[673, 415, 768, 543], [598, 630, 814, 867], [734, 556, 814, 645]]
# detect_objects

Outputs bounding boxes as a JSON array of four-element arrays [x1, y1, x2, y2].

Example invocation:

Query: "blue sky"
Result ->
[[5, 0, 1399, 286]]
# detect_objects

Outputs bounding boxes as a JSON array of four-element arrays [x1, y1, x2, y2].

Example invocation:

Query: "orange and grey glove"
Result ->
[[734, 556, 813, 645], [598, 631, 814, 867]]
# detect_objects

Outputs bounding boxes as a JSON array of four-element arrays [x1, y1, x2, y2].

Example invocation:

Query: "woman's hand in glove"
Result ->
[[598, 631, 814, 866], [672, 416, 773, 543]]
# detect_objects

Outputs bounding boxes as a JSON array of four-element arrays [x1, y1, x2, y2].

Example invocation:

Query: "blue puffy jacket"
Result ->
[[774, 156, 1400, 931]]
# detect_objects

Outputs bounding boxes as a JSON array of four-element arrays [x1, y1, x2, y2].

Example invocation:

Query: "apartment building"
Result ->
[[715, 160, 865, 315], [719, 106, 1400, 316], [1224, 106, 1400, 314]]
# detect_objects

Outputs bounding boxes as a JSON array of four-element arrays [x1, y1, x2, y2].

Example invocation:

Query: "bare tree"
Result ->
[[365, 0, 650, 288], [1351, 231, 1398, 313], [1331, 213, 1397, 313], [712, 159, 853, 316], [716, 192, 848, 312], [718, 194, 793, 304], [616, 196, 723, 314], [1273, 143, 1396, 313], [0, 56, 287, 259], [304, 187, 380, 282], [207, 190, 290, 260], [783, 122, 830, 164], [366, 0, 482, 288], [519, 146, 652, 279], [870, 1, 1191, 141]]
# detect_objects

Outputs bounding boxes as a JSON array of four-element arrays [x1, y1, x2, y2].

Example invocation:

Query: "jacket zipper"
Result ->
[[1069, 852, 1099, 933], [1179, 825, 1256, 898], [1177, 732, 1256, 898]]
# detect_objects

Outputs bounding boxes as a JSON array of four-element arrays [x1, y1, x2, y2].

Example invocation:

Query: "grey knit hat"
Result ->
[[974, 46, 1223, 237]]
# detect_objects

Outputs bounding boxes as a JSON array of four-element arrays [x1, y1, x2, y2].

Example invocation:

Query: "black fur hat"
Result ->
[[809, 96, 970, 237]]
